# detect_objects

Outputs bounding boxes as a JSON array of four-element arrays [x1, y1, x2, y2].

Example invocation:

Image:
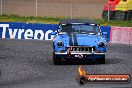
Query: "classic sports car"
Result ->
[[52, 19, 107, 65]]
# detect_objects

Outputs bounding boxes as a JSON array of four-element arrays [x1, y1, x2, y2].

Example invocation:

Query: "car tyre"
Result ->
[[96, 55, 105, 64], [53, 52, 62, 65]]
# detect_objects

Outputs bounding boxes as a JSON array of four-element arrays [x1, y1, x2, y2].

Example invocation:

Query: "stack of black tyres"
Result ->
[[102, 11, 116, 20], [115, 0, 132, 21], [125, 10, 132, 20], [102, 0, 121, 20], [115, 11, 126, 20]]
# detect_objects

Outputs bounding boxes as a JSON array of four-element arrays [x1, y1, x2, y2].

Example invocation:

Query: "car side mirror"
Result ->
[[51, 32, 57, 35]]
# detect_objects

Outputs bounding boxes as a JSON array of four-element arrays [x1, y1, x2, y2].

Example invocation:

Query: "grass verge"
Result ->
[[0, 14, 132, 27]]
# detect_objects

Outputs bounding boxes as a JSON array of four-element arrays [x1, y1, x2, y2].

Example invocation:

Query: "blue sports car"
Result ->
[[52, 19, 107, 65]]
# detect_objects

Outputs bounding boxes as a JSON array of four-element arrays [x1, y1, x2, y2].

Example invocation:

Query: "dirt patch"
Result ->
[[43, 0, 106, 3], [2, 0, 107, 18]]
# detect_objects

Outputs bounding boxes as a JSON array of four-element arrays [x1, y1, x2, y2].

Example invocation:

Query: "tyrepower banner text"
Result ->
[[0, 22, 58, 40], [0, 22, 110, 41]]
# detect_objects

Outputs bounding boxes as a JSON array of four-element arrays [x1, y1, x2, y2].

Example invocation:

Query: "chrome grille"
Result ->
[[67, 46, 95, 53]]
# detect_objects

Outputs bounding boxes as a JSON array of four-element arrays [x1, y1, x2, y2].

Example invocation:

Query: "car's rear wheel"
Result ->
[[96, 55, 105, 64], [53, 52, 62, 65]]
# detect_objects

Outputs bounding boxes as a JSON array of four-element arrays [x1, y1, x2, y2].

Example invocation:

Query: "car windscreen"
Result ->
[[58, 24, 100, 34]]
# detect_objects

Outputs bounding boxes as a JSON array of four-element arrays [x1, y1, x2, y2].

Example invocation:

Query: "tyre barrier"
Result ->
[[114, 10, 126, 20], [125, 10, 132, 20], [115, 10, 132, 20], [115, 0, 132, 11], [102, 0, 132, 21], [102, 10, 116, 20], [103, 0, 121, 11], [102, 11, 108, 20], [102, 0, 121, 20], [115, 0, 132, 21]]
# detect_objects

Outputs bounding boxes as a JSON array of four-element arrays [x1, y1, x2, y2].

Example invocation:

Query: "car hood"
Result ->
[[58, 34, 105, 47]]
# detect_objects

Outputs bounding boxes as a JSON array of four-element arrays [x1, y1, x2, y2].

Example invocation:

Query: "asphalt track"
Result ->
[[0, 39, 132, 88]]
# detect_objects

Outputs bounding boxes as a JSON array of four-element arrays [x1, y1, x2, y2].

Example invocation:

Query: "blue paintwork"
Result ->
[[53, 22, 107, 59], [100, 26, 111, 42], [53, 34, 107, 53]]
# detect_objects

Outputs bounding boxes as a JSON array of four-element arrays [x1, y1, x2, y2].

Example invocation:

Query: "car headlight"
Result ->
[[98, 42, 105, 47], [57, 41, 63, 47]]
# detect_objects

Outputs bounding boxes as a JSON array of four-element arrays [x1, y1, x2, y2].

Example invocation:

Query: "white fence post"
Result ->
[[108, 4, 110, 21], [70, 3, 73, 19], [35, 0, 38, 16], [0, 0, 2, 15]]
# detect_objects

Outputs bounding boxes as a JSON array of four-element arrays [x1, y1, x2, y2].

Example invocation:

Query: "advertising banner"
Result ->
[[0, 22, 58, 40], [110, 26, 132, 44], [100, 26, 111, 42], [0, 22, 110, 41]]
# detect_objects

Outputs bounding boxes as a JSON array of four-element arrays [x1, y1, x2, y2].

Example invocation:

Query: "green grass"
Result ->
[[0, 14, 132, 27]]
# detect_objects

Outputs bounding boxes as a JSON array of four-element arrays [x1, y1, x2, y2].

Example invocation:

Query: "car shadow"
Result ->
[[57, 58, 123, 65], [60, 60, 103, 65]]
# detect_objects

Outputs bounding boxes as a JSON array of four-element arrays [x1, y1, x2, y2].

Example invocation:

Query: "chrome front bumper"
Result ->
[[55, 46, 106, 55], [55, 52, 106, 55]]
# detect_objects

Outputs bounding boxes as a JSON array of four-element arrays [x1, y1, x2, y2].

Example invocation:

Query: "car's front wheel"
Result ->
[[53, 52, 62, 65]]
